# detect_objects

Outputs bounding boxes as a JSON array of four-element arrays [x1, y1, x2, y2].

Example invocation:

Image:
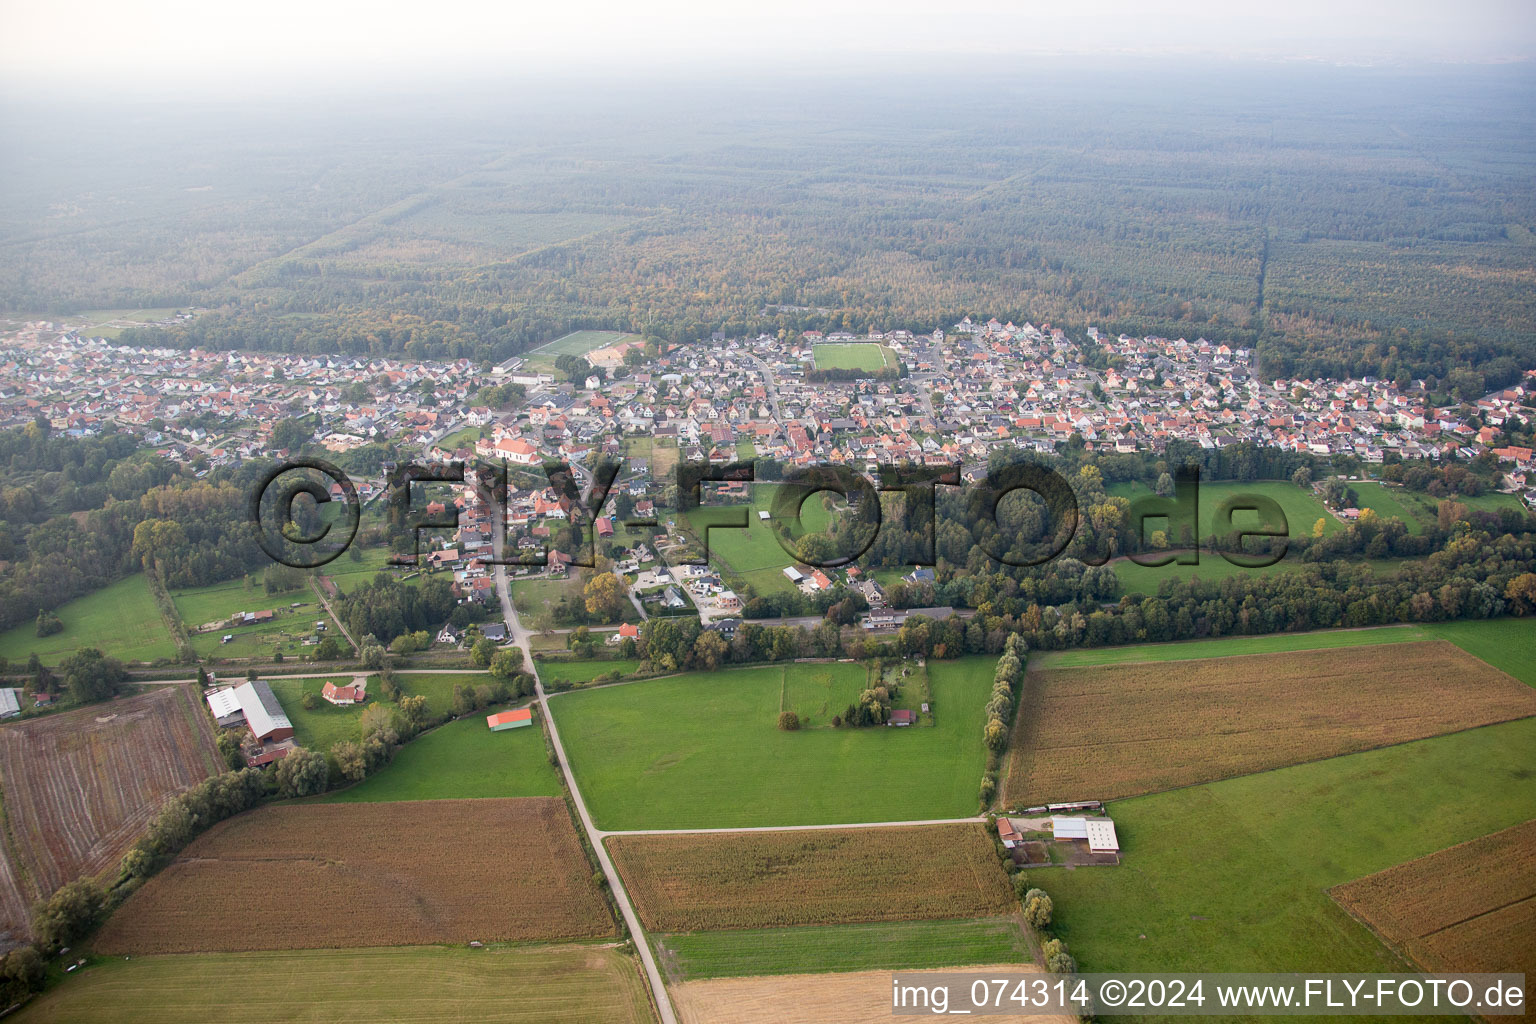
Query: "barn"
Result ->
[[232, 680, 294, 743], [487, 708, 533, 731]]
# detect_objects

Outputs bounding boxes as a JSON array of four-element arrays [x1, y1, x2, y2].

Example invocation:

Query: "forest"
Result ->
[[2, 62, 1532, 388]]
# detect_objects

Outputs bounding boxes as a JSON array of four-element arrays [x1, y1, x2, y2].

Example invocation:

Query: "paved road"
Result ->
[[492, 528, 679, 1024]]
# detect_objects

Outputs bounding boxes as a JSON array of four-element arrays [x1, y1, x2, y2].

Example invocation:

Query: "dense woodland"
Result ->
[[3, 64, 1533, 392]]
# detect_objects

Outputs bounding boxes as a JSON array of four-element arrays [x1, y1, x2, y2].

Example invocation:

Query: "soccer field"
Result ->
[[812, 343, 896, 371], [531, 330, 639, 357]]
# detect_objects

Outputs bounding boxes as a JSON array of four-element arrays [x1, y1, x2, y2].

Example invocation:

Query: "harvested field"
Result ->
[[607, 824, 1014, 932], [93, 798, 614, 953], [1331, 818, 1536, 987], [1004, 640, 1536, 803], [0, 686, 220, 948], [671, 965, 1073, 1024]]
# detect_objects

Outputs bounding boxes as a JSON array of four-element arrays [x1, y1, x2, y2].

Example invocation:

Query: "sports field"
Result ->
[[530, 329, 639, 358], [550, 658, 995, 829], [1040, 716, 1536, 976], [11, 944, 654, 1024], [657, 917, 1034, 981], [94, 798, 611, 952], [0, 574, 176, 665], [319, 709, 561, 802], [1004, 640, 1536, 803], [812, 343, 896, 372], [1331, 819, 1536, 983], [1109, 479, 1339, 542], [608, 824, 1013, 932]]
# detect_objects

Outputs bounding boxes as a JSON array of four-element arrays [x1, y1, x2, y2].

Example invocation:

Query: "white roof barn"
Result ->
[[1085, 819, 1120, 853], [206, 687, 242, 719]]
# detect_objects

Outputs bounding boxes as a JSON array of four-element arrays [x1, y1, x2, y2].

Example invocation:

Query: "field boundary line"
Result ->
[[602, 817, 986, 838]]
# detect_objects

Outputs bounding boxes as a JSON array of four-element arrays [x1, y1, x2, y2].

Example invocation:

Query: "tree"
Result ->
[[32, 879, 106, 952], [34, 609, 61, 637], [488, 648, 525, 679], [332, 739, 368, 782], [1042, 938, 1076, 974], [216, 730, 245, 770], [583, 573, 627, 623], [275, 747, 329, 798], [315, 636, 343, 660], [470, 637, 497, 668], [1154, 472, 1175, 498], [777, 711, 800, 731], [59, 647, 125, 703], [1505, 573, 1536, 616], [1291, 465, 1313, 488], [1022, 888, 1054, 928], [271, 416, 313, 452], [984, 718, 1009, 751]]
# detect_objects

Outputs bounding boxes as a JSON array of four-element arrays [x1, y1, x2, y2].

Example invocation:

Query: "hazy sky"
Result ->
[[4, 0, 1534, 95]]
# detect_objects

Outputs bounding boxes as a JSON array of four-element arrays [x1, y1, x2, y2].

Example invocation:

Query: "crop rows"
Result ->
[[607, 823, 1014, 932], [93, 798, 614, 953], [1332, 818, 1536, 978], [0, 686, 220, 946], [1004, 641, 1536, 803]]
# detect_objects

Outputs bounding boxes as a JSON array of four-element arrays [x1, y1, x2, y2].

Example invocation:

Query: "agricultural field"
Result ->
[[670, 965, 1070, 1024], [92, 798, 612, 953], [536, 658, 642, 686], [1004, 640, 1536, 803], [1108, 479, 1339, 542], [811, 343, 897, 372], [1040, 717, 1536, 977], [1426, 617, 1536, 685], [657, 916, 1034, 981], [0, 574, 177, 665], [0, 686, 220, 947], [318, 709, 561, 802], [551, 658, 995, 829], [1029, 623, 1431, 669], [12, 944, 655, 1024], [1331, 819, 1536, 983], [607, 823, 1013, 932]]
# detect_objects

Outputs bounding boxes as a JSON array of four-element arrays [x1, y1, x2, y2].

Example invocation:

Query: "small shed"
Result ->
[[487, 708, 533, 732], [996, 817, 1021, 849]]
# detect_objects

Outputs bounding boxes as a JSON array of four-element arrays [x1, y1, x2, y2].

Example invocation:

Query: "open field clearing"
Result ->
[[682, 483, 836, 589], [1331, 819, 1536, 986], [552, 658, 994, 829], [1041, 717, 1536, 978], [1426, 617, 1536, 685], [658, 917, 1033, 981], [317, 710, 560, 802], [391, 671, 498, 714], [671, 965, 1072, 1024], [12, 944, 654, 1024], [811, 343, 897, 372], [0, 574, 176, 665], [1029, 623, 1432, 669], [1005, 640, 1536, 803], [170, 577, 313, 631], [608, 824, 1013, 932], [536, 658, 642, 686], [1108, 479, 1340, 540], [93, 798, 612, 952], [0, 686, 219, 946]]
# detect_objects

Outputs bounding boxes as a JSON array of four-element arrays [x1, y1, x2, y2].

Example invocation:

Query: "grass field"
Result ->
[[529, 329, 639, 358], [1109, 479, 1339, 542], [511, 575, 592, 622], [811, 343, 896, 372], [683, 483, 838, 593], [1426, 617, 1536, 686], [318, 710, 561, 802], [657, 917, 1033, 981], [550, 658, 995, 829], [14, 944, 654, 1024], [1349, 481, 1429, 532], [608, 824, 1013, 932], [1112, 552, 1405, 596], [170, 577, 311, 630], [1029, 623, 1431, 669], [93, 798, 612, 952], [264, 676, 378, 751], [536, 658, 642, 685], [0, 575, 177, 665], [1004, 640, 1536, 803], [1039, 716, 1536, 978], [390, 671, 497, 715], [1331, 819, 1536, 983]]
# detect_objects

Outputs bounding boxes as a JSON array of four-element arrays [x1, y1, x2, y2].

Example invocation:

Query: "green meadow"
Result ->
[[0, 575, 176, 665], [549, 658, 995, 829]]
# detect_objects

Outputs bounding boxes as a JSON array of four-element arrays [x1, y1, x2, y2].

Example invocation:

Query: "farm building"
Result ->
[[207, 681, 294, 743], [888, 709, 915, 727], [487, 708, 533, 731], [322, 677, 368, 706], [0, 688, 19, 719], [996, 818, 1021, 849], [1052, 816, 1120, 854], [782, 566, 805, 583]]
